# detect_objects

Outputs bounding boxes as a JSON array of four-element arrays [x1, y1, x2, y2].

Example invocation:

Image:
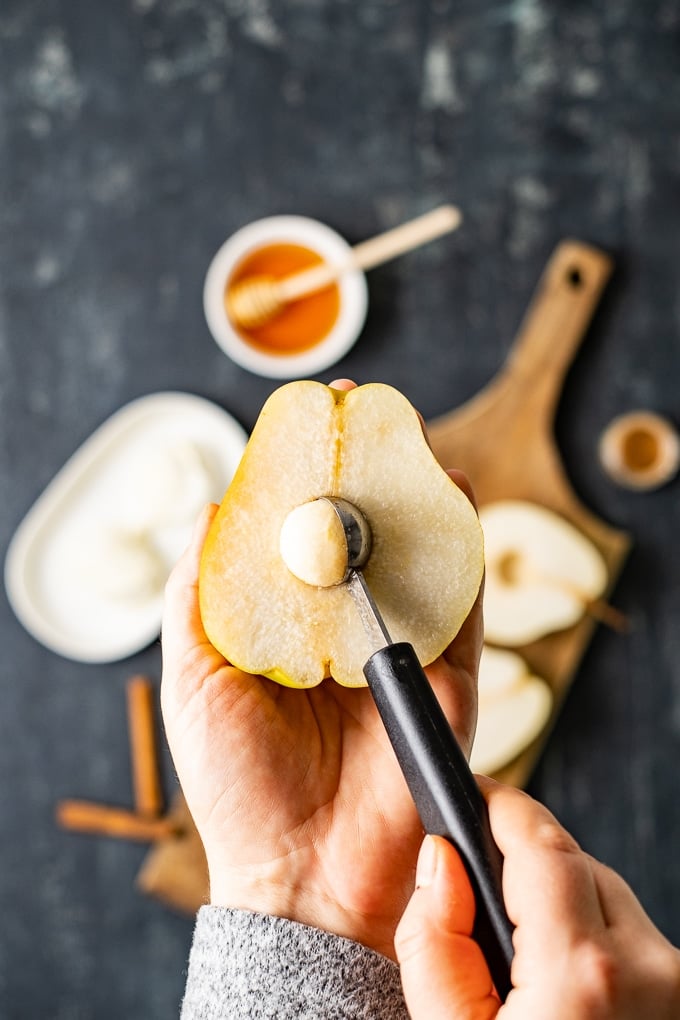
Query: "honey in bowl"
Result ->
[[225, 243, 341, 356]]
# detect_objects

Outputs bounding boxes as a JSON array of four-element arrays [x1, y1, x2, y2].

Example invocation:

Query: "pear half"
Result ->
[[479, 500, 608, 646], [470, 646, 553, 775], [199, 381, 484, 688]]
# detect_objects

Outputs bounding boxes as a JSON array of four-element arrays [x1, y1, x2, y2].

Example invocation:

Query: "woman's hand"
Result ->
[[396, 778, 680, 1017], [161, 382, 482, 960]]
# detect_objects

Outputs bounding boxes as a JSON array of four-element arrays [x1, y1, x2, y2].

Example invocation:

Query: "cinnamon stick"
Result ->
[[126, 675, 164, 819], [56, 800, 180, 842]]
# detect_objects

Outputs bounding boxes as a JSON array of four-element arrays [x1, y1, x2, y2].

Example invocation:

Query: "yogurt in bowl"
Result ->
[[203, 215, 369, 379]]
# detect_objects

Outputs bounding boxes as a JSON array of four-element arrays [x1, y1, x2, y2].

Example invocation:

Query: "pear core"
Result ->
[[279, 499, 350, 588]]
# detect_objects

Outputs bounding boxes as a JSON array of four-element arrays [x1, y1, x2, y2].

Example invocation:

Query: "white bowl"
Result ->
[[203, 215, 368, 379]]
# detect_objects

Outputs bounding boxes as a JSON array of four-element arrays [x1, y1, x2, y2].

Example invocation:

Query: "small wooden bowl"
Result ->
[[598, 410, 680, 491]]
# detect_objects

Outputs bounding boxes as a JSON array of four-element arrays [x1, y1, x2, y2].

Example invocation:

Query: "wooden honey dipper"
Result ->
[[225, 204, 462, 330]]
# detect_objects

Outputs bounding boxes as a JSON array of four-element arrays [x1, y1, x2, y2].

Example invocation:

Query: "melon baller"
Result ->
[[323, 497, 515, 1003]]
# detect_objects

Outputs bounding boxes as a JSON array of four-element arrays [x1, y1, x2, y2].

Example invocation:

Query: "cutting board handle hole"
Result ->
[[566, 266, 584, 288]]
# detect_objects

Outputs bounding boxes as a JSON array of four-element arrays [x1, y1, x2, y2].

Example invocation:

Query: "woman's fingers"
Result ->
[[447, 468, 477, 510], [436, 469, 483, 754], [442, 468, 483, 671], [423, 647, 478, 760], [396, 836, 499, 1020], [479, 778, 607, 961], [161, 502, 220, 676]]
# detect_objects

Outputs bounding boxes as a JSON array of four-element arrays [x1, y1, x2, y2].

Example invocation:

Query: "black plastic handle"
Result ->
[[364, 641, 514, 1002]]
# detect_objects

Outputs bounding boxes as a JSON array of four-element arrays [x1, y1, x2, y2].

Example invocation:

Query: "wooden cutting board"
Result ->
[[427, 239, 631, 789], [139, 239, 631, 914], [137, 792, 209, 914]]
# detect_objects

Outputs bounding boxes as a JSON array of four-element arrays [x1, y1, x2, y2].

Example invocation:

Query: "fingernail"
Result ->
[[415, 835, 439, 888]]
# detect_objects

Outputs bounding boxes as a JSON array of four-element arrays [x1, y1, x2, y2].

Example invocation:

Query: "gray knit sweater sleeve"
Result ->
[[180, 906, 410, 1019]]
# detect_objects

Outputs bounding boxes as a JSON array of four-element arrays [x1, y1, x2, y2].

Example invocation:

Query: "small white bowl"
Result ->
[[203, 215, 368, 379]]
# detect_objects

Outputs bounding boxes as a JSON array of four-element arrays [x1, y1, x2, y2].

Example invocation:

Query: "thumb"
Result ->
[[395, 836, 499, 1020]]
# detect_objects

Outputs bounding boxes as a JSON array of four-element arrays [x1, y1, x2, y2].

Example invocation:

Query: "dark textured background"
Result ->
[[1, 1, 679, 1016]]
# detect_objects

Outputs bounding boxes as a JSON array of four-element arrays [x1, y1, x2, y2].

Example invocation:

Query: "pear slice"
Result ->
[[475, 646, 529, 701], [470, 646, 553, 775], [199, 381, 484, 688], [479, 500, 608, 646]]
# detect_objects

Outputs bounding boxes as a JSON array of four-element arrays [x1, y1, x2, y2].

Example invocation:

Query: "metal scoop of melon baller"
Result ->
[[324, 496, 515, 1002]]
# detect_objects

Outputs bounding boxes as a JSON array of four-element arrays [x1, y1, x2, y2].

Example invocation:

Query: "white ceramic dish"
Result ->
[[203, 215, 369, 379], [4, 392, 248, 663]]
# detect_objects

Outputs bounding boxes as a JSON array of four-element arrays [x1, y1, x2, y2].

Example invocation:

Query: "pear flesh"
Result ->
[[199, 381, 484, 688], [279, 499, 350, 589], [480, 500, 608, 646], [470, 646, 553, 775]]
